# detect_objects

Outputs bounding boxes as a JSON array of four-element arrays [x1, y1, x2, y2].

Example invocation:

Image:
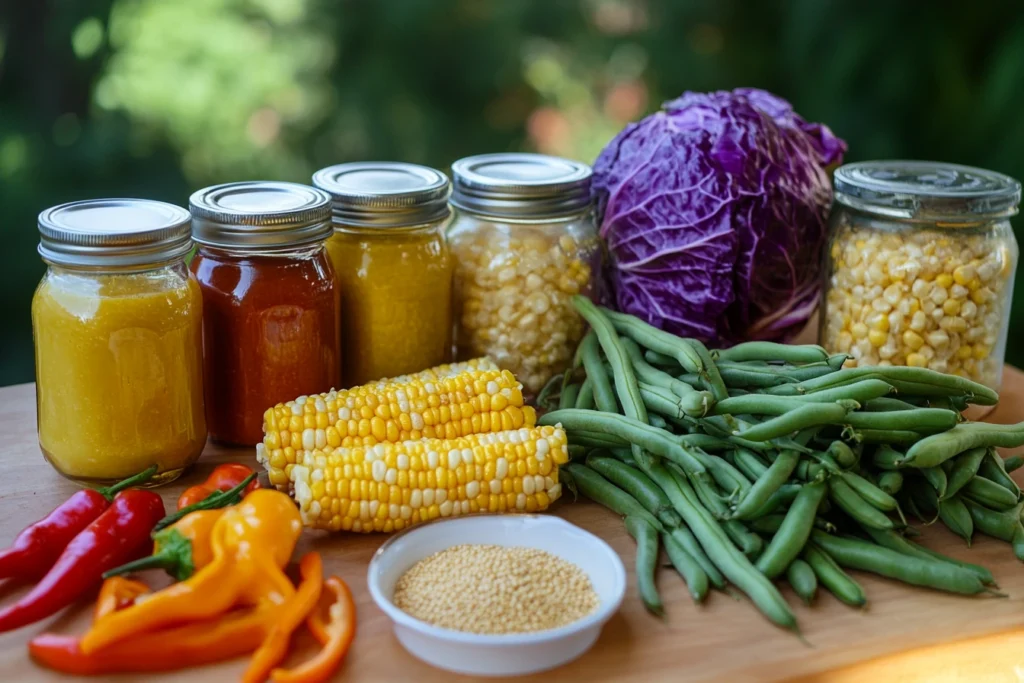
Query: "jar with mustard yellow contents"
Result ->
[[32, 199, 206, 485], [314, 162, 453, 387], [822, 161, 1020, 394], [449, 153, 598, 395]]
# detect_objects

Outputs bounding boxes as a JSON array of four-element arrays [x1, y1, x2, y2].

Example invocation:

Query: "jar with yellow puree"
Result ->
[[32, 199, 206, 485], [313, 162, 453, 387]]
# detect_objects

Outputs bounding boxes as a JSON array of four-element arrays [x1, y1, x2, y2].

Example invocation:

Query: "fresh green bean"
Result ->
[[733, 448, 770, 480], [647, 413, 668, 430], [586, 455, 682, 528], [921, 467, 948, 499], [784, 379, 894, 405], [855, 429, 924, 445], [540, 410, 708, 475], [714, 365, 797, 389], [649, 463, 798, 631], [902, 422, 1024, 468], [756, 481, 827, 578], [563, 463, 664, 530], [862, 397, 919, 412], [929, 396, 970, 412], [963, 475, 1020, 511], [863, 527, 995, 586], [748, 515, 835, 535], [828, 441, 858, 469], [714, 341, 829, 365], [786, 558, 819, 606], [639, 382, 686, 419], [713, 394, 815, 417], [794, 459, 825, 482], [749, 484, 802, 518], [621, 338, 712, 415], [878, 471, 904, 495], [676, 434, 735, 451], [1005, 455, 1024, 473], [809, 531, 987, 594], [575, 377, 595, 410], [707, 457, 752, 496], [573, 299, 650, 452], [579, 332, 619, 414], [624, 516, 664, 615], [803, 545, 867, 607], [844, 408, 960, 433], [978, 449, 1022, 499], [724, 519, 764, 558], [535, 373, 562, 410], [872, 445, 906, 470], [840, 471, 900, 514], [732, 450, 800, 520], [963, 498, 1022, 542], [559, 382, 580, 410], [737, 403, 851, 442], [567, 430, 628, 449], [828, 478, 894, 530], [769, 366, 998, 405], [645, 349, 679, 368], [692, 475, 730, 519], [662, 532, 709, 602], [907, 479, 940, 522], [600, 307, 703, 374], [938, 495, 974, 545], [669, 527, 726, 590], [781, 361, 848, 383], [943, 448, 987, 500], [687, 338, 729, 402]]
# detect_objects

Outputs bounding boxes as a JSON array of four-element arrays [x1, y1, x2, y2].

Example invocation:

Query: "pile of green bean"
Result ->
[[538, 296, 1024, 631]]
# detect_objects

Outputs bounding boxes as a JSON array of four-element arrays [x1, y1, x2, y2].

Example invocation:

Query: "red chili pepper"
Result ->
[[0, 489, 165, 633], [0, 466, 156, 584], [177, 463, 259, 510]]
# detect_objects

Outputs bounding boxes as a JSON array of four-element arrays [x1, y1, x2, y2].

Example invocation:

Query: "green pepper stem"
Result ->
[[99, 465, 159, 500], [152, 472, 257, 533], [102, 552, 172, 579]]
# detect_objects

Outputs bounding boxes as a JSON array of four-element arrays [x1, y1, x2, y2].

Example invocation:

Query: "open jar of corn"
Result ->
[[448, 154, 598, 395], [823, 161, 1020, 393]]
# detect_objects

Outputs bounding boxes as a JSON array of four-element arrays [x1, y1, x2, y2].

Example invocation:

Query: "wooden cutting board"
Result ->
[[1, 371, 1024, 683]]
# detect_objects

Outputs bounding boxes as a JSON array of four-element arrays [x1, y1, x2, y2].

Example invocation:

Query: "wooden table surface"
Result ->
[[2, 371, 1024, 683]]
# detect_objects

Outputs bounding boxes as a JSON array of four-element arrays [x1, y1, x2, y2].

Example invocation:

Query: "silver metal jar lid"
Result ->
[[38, 198, 193, 269], [189, 181, 333, 250], [834, 160, 1021, 222], [311, 162, 451, 228], [450, 153, 593, 220]]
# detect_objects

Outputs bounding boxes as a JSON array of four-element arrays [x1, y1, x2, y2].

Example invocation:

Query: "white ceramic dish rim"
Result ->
[[366, 513, 626, 647]]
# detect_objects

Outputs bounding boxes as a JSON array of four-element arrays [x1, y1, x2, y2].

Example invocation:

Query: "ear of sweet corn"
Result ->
[[287, 426, 568, 532], [259, 359, 537, 489]]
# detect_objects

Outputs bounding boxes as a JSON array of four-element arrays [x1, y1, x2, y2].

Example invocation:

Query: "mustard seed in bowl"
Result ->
[[391, 544, 601, 635]]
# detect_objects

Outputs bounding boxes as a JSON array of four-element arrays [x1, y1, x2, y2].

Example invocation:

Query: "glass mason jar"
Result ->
[[313, 162, 453, 387], [32, 199, 206, 486], [822, 161, 1020, 395], [448, 153, 598, 395], [189, 181, 340, 446]]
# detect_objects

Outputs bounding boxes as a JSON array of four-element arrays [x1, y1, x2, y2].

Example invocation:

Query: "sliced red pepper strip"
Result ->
[[242, 552, 323, 683], [93, 577, 150, 620], [271, 576, 356, 683], [29, 607, 272, 676]]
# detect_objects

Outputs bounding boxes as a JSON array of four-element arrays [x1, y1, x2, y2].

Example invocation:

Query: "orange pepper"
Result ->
[[243, 552, 323, 683], [271, 576, 357, 683], [178, 463, 260, 510], [93, 577, 149, 620]]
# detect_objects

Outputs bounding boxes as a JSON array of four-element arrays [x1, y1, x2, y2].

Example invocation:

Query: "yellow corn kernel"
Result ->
[[973, 344, 990, 360], [935, 273, 954, 289], [957, 345, 973, 360], [851, 322, 869, 339], [902, 330, 925, 351], [906, 353, 928, 368], [952, 265, 976, 286], [868, 329, 887, 348]]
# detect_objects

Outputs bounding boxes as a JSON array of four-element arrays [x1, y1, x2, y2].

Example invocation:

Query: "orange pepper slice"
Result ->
[[271, 576, 357, 683]]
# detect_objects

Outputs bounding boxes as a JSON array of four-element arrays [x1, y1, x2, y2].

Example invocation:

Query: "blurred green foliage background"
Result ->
[[2, 0, 1024, 386]]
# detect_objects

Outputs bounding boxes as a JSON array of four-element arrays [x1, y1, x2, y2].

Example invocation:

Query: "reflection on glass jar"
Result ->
[[449, 153, 597, 395], [32, 199, 206, 485], [314, 162, 453, 387], [189, 181, 339, 446], [822, 161, 1020, 392]]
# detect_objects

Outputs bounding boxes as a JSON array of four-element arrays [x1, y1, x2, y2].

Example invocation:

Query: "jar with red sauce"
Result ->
[[189, 181, 340, 445]]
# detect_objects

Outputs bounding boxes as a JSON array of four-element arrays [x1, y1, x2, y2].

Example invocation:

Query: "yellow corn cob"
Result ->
[[259, 360, 537, 489], [286, 425, 568, 532]]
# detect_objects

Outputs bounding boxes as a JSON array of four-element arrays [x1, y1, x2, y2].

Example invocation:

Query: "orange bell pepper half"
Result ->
[[271, 576, 357, 683], [242, 552, 323, 683], [30, 607, 273, 676]]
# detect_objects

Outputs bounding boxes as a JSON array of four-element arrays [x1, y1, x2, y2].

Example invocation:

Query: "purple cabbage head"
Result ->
[[592, 88, 846, 345]]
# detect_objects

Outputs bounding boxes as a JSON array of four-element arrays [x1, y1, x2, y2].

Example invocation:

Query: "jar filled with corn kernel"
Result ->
[[449, 154, 598, 395], [823, 161, 1020, 396]]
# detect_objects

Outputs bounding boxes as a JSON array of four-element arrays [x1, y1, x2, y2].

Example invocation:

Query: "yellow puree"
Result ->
[[32, 270, 206, 483], [326, 226, 452, 387]]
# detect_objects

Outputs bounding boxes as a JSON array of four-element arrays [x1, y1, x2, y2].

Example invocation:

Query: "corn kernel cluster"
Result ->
[[451, 226, 596, 393], [287, 426, 568, 532], [259, 362, 535, 489], [823, 226, 1015, 386], [393, 544, 599, 634]]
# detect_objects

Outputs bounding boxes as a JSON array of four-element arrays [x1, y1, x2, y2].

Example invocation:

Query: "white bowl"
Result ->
[[366, 514, 626, 677]]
